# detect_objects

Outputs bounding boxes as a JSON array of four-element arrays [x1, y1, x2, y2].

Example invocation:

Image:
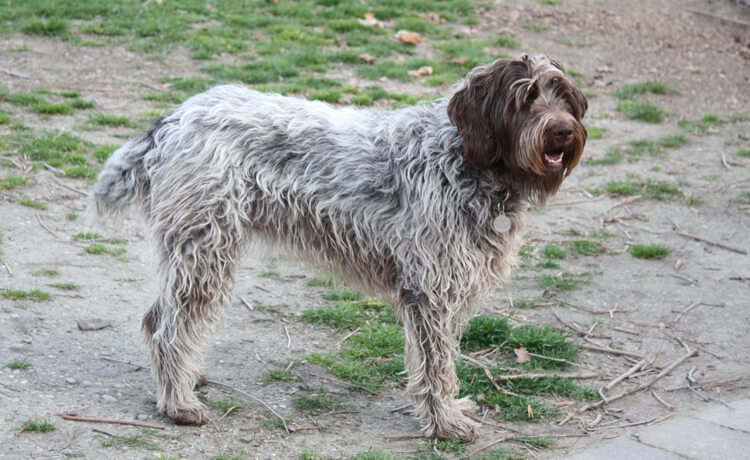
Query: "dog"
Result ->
[[90, 54, 587, 440]]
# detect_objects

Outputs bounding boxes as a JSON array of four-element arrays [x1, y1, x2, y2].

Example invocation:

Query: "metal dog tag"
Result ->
[[492, 214, 512, 233]]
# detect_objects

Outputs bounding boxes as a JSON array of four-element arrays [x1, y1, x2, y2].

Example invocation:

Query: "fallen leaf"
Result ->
[[597, 65, 614, 73], [527, 404, 534, 418], [358, 53, 376, 64], [358, 13, 380, 27], [450, 57, 468, 65], [408, 66, 433, 77], [395, 30, 423, 46], [514, 347, 531, 363]]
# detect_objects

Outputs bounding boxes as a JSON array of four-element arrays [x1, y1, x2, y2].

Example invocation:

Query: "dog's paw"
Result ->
[[165, 404, 210, 425], [424, 398, 479, 441]]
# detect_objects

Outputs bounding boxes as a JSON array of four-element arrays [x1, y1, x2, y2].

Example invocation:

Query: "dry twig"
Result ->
[[206, 379, 290, 434], [60, 415, 167, 430], [579, 349, 698, 413]]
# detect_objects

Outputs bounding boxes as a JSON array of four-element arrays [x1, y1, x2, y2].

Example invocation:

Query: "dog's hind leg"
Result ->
[[143, 206, 244, 425], [398, 290, 478, 440]]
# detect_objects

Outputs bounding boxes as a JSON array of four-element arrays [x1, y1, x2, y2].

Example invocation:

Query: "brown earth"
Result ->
[[1, 0, 749, 458]]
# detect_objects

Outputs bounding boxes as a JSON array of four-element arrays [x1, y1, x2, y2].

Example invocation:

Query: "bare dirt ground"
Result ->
[[2, 0, 750, 458]]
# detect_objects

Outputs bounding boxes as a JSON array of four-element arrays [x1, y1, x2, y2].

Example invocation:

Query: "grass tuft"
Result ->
[[629, 244, 670, 259], [6, 359, 31, 370], [18, 418, 55, 432], [616, 100, 664, 123]]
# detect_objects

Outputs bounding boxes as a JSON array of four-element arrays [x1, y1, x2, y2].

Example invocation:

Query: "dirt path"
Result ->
[[1, 1, 749, 459]]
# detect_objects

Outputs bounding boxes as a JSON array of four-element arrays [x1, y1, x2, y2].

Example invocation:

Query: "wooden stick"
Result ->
[[603, 195, 641, 214], [547, 196, 606, 207], [35, 212, 61, 239], [604, 359, 646, 390], [580, 343, 644, 359], [686, 7, 750, 28], [675, 230, 747, 255], [51, 177, 89, 197], [1, 68, 29, 79], [579, 349, 697, 413], [495, 372, 599, 381], [60, 415, 166, 430], [466, 435, 516, 457], [206, 379, 290, 433]]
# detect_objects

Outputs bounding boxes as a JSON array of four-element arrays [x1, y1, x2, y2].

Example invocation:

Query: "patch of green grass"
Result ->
[[19, 199, 48, 210], [301, 299, 391, 331], [737, 149, 750, 158], [294, 390, 347, 415], [516, 436, 555, 449], [629, 244, 670, 260], [6, 359, 31, 370], [16, 131, 92, 170], [616, 100, 664, 123], [32, 268, 59, 277], [33, 102, 74, 115], [538, 272, 587, 292], [537, 0, 561, 4], [306, 277, 333, 288], [514, 298, 554, 309], [351, 450, 398, 460], [434, 439, 469, 454], [322, 289, 363, 302], [264, 369, 297, 383], [3, 288, 51, 301], [537, 260, 560, 269], [586, 147, 622, 165], [678, 114, 724, 134], [658, 133, 690, 149], [49, 282, 80, 291], [0, 176, 31, 189], [569, 240, 605, 256], [72, 232, 101, 240], [99, 429, 158, 450], [21, 17, 68, 36], [88, 113, 136, 128], [300, 450, 325, 460], [0, 111, 11, 124], [616, 81, 673, 99], [18, 418, 55, 432], [586, 125, 604, 139], [542, 244, 566, 260], [606, 179, 694, 203], [461, 315, 512, 351], [84, 243, 126, 257], [496, 33, 519, 49], [522, 22, 550, 31], [199, 395, 245, 415]]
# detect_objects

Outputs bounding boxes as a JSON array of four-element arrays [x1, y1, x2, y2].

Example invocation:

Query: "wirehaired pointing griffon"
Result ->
[[91, 54, 587, 440]]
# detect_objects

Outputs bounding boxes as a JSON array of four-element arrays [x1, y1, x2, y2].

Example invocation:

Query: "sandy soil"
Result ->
[[1, 0, 749, 458]]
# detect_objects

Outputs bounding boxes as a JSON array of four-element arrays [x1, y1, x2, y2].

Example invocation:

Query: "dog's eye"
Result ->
[[550, 76, 560, 86]]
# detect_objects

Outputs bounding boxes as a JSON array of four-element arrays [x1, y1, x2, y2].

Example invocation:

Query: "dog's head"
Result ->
[[447, 55, 587, 202]]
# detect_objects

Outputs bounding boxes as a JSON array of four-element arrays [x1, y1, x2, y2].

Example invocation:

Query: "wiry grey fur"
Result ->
[[91, 54, 587, 440]]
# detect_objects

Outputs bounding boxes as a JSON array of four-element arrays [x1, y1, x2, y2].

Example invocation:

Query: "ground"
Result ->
[[1, 0, 749, 459]]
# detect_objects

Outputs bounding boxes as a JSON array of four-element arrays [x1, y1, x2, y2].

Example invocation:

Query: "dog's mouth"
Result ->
[[543, 150, 565, 169]]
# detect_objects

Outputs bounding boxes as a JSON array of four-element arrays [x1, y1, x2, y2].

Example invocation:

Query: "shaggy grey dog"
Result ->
[[91, 54, 587, 440]]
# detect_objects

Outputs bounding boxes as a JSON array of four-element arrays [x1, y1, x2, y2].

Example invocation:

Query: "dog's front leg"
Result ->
[[399, 290, 478, 440]]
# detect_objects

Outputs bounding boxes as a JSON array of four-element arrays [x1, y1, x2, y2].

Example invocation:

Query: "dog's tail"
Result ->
[[89, 116, 164, 221]]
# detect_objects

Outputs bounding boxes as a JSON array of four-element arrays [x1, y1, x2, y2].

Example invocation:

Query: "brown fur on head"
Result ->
[[447, 54, 588, 204]]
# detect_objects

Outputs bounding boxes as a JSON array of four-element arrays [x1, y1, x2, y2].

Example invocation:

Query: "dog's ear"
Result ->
[[447, 70, 498, 170], [568, 84, 588, 120]]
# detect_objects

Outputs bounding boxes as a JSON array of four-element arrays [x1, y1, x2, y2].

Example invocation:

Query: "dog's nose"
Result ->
[[551, 124, 573, 140]]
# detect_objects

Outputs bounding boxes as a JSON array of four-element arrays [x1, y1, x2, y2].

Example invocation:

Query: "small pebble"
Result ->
[[101, 394, 117, 402], [65, 377, 78, 385]]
